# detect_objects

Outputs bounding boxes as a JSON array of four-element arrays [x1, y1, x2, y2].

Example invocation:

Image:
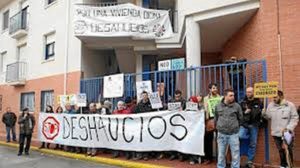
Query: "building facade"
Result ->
[[0, 0, 299, 166]]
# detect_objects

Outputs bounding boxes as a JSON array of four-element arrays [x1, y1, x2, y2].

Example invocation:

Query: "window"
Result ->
[[20, 92, 35, 112], [44, 33, 55, 60], [2, 10, 9, 31], [46, 0, 56, 6], [0, 52, 7, 73], [41, 90, 54, 112]]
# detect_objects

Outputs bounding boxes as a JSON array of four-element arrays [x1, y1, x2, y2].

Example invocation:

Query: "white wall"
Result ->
[[0, 0, 82, 85]]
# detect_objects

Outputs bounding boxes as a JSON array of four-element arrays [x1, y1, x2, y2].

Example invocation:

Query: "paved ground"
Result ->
[[0, 145, 119, 168]]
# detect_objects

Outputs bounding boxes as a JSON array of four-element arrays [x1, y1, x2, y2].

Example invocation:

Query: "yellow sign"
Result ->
[[254, 82, 279, 98]]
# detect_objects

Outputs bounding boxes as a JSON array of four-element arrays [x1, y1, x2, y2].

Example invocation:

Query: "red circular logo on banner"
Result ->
[[42, 116, 60, 140]]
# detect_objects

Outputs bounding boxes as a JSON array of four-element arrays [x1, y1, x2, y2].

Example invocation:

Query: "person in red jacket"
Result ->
[[112, 101, 130, 115], [112, 101, 130, 158]]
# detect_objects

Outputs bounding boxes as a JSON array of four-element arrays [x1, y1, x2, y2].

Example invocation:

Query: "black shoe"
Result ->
[[25, 152, 29, 155], [13, 139, 17, 142], [39, 146, 45, 149], [112, 153, 119, 158], [6, 140, 10, 143], [17, 153, 22, 156]]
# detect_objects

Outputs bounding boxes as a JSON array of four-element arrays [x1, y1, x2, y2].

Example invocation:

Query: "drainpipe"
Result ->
[[276, 0, 283, 90], [63, 0, 70, 95]]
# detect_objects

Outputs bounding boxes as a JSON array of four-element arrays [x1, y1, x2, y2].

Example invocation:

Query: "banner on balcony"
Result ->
[[74, 3, 173, 39], [38, 111, 205, 155]]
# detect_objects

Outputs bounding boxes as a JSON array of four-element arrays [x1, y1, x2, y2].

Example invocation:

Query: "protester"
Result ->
[[170, 90, 186, 110], [239, 87, 263, 167], [18, 108, 36, 156], [215, 89, 243, 168], [54, 106, 64, 150], [64, 103, 77, 152], [133, 91, 154, 160], [39, 105, 54, 149], [169, 90, 186, 161], [99, 100, 112, 115], [124, 97, 136, 114], [203, 83, 222, 164], [86, 103, 98, 157], [263, 90, 299, 168], [2, 107, 17, 143], [188, 95, 204, 165]]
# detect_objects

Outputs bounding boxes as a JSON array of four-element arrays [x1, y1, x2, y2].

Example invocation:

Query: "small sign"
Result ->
[[77, 93, 87, 107], [254, 82, 278, 98], [158, 60, 171, 71], [136, 81, 152, 101], [58, 94, 77, 106], [168, 102, 182, 111], [171, 58, 185, 70], [186, 102, 198, 111], [149, 92, 163, 109]]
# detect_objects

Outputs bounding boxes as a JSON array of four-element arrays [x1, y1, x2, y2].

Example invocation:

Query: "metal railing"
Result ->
[[9, 9, 28, 35], [80, 60, 267, 104], [5, 62, 27, 83]]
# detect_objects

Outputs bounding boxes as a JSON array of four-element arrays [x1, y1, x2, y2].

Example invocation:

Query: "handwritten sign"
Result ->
[[168, 102, 182, 111], [186, 102, 198, 111], [254, 82, 278, 98], [149, 92, 163, 109]]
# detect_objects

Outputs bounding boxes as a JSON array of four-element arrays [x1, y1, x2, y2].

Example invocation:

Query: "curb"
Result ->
[[0, 141, 170, 168]]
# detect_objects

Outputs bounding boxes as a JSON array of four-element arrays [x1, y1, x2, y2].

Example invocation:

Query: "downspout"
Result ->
[[276, 0, 283, 89], [64, 0, 71, 95]]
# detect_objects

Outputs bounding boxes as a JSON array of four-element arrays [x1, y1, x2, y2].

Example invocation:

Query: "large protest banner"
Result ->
[[74, 3, 173, 39], [39, 111, 205, 155]]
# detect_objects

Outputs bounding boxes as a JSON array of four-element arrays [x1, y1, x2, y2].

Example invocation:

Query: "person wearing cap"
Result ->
[[263, 90, 299, 168], [18, 108, 35, 156]]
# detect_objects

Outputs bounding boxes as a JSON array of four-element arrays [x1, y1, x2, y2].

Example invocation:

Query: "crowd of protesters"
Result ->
[[2, 83, 299, 168]]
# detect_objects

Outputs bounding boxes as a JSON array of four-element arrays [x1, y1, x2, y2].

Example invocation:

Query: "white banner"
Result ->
[[103, 73, 124, 98], [38, 111, 205, 155], [74, 3, 173, 39]]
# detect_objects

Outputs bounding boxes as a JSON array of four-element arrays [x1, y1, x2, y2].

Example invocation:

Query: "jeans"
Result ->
[[273, 136, 294, 167], [6, 126, 16, 142], [19, 134, 32, 154], [247, 125, 258, 162], [217, 132, 240, 168]]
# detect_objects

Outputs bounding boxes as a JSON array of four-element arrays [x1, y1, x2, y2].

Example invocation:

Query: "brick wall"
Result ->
[[222, 0, 300, 166]]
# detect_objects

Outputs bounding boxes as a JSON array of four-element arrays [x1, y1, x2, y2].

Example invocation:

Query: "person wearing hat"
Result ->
[[18, 108, 35, 156]]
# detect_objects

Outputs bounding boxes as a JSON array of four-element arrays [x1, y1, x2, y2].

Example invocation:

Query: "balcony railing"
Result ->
[[9, 8, 28, 36], [6, 62, 27, 85]]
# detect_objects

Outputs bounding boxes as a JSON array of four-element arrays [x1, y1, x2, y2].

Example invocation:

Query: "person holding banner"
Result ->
[[64, 103, 78, 153], [39, 105, 54, 149], [87, 103, 98, 157], [133, 91, 154, 160], [18, 108, 36, 156], [54, 106, 64, 150], [239, 87, 263, 168], [169, 90, 186, 161], [215, 89, 243, 168], [203, 83, 223, 164], [263, 90, 299, 168]]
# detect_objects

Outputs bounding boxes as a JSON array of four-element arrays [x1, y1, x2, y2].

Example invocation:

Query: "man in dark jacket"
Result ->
[[2, 107, 17, 142], [215, 89, 243, 168], [239, 87, 262, 168], [170, 90, 186, 110], [133, 91, 154, 160], [18, 108, 35, 156], [134, 91, 153, 114]]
